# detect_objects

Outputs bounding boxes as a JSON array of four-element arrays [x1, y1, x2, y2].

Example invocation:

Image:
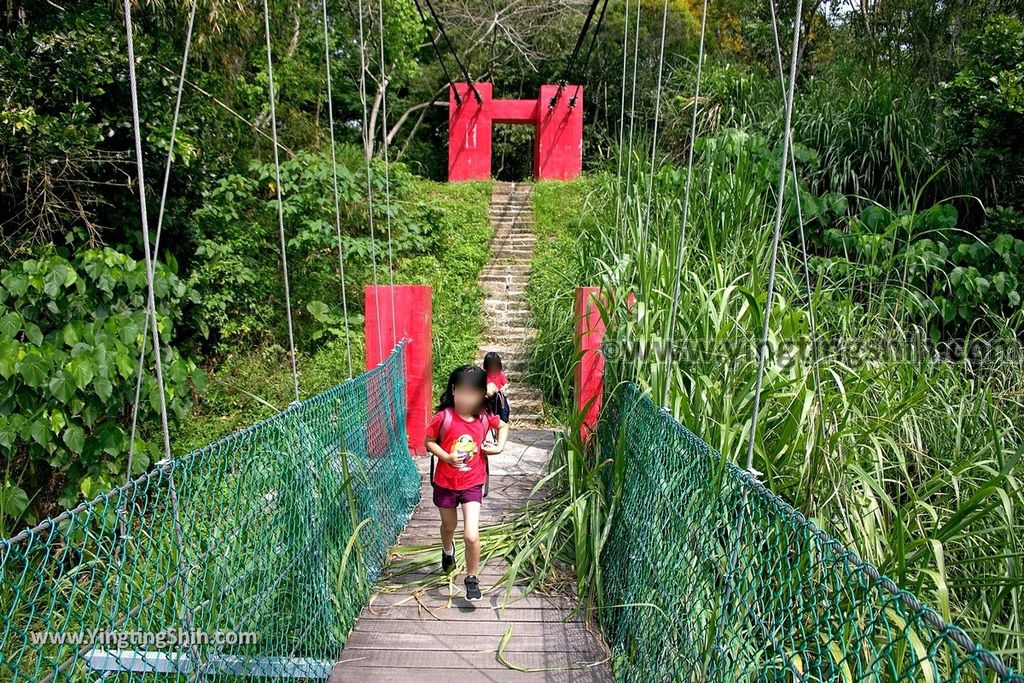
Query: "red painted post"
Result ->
[[537, 85, 584, 180], [448, 83, 493, 181], [574, 287, 605, 441], [448, 83, 582, 182], [365, 285, 432, 456]]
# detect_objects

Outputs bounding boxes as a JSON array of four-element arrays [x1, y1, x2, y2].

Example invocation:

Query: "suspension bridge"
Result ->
[[1, 0, 1022, 681]]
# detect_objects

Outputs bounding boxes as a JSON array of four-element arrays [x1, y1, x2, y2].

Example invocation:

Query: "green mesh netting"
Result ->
[[1, 344, 420, 682], [599, 384, 1021, 682]]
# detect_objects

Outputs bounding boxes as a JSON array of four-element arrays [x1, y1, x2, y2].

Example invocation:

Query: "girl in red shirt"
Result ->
[[424, 365, 509, 600], [483, 351, 510, 422]]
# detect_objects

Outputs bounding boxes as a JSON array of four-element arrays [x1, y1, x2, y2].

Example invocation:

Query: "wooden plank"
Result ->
[[332, 461, 610, 680], [344, 630, 606, 654], [330, 665, 611, 683], [350, 605, 586, 623], [331, 649, 608, 670], [367, 591, 574, 610], [344, 618, 599, 637]]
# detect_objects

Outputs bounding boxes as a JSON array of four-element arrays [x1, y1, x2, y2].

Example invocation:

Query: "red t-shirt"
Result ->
[[426, 409, 500, 490], [487, 372, 508, 390]]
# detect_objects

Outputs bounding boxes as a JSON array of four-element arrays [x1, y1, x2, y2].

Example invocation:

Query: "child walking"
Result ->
[[424, 365, 509, 600], [483, 351, 510, 422]]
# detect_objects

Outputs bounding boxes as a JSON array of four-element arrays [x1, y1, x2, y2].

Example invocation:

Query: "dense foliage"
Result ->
[[0, 0, 487, 528], [0, 248, 201, 532], [517, 0, 1024, 665]]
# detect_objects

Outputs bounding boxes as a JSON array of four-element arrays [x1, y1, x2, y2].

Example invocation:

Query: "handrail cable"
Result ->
[[613, 0, 632, 234], [322, 0, 354, 376], [122, 0, 173, 463], [122, 2, 204, 675], [716, 0, 804, 653], [622, 0, 642, 219], [746, 0, 803, 472]]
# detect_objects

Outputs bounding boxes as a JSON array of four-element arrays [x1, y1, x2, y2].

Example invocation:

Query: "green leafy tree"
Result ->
[[941, 15, 1024, 211], [0, 248, 203, 532]]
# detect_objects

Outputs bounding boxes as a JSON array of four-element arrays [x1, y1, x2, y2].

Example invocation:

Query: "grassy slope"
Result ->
[[524, 169, 1024, 660], [527, 177, 603, 419], [173, 179, 492, 454]]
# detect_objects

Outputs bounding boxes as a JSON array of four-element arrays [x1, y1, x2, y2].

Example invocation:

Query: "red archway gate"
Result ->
[[448, 83, 583, 181]]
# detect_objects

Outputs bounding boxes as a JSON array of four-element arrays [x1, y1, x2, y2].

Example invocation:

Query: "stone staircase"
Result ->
[[476, 182, 545, 427]]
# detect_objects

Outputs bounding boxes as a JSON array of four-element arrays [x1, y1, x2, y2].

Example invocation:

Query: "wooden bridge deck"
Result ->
[[329, 430, 612, 682]]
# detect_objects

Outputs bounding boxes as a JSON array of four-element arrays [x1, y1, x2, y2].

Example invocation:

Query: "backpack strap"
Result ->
[[429, 408, 455, 486]]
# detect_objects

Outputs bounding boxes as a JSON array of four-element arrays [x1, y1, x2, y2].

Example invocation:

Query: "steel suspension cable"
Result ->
[[622, 0, 642, 218], [641, 0, 671, 245], [557, 0, 602, 101], [422, 0, 481, 102], [357, 0, 384, 362], [322, 0, 354, 376], [613, 0, 632, 230], [768, 0, 826, 472], [123, 0, 172, 463], [126, 0, 198, 479], [412, 0, 461, 105], [378, 0, 398, 349], [660, 0, 709, 409], [122, 7, 203, 670], [717, 0, 804, 644], [745, 0, 804, 473], [568, 0, 611, 107], [262, 0, 301, 403]]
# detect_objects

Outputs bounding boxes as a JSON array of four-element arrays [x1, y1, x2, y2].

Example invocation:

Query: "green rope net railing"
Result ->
[[1, 343, 420, 682], [599, 384, 1021, 683]]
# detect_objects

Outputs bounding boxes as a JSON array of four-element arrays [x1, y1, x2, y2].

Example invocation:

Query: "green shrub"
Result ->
[[941, 15, 1024, 211], [188, 148, 432, 352], [0, 248, 202, 532]]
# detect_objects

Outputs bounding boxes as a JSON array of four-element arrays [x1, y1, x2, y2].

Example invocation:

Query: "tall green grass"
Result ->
[[519, 133, 1024, 662]]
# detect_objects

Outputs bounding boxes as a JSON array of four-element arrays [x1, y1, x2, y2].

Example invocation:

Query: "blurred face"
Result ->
[[452, 382, 485, 415]]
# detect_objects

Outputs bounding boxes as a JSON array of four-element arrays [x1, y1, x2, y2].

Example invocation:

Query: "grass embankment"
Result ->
[[513, 161, 1024, 663], [526, 177, 604, 421], [173, 180, 493, 453]]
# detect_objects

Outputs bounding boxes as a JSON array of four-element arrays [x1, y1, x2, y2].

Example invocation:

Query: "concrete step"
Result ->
[[480, 273, 530, 282], [482, 289, 527, 299], [481, 282, 527, 292], [490, 235, 537, 243], [485, 315, 532, 327], [512, 397, 544, 411], [482, 268, 530, 277], [489, 216, 533, 222], [483, 312, 531, 322], [488, 330, 538, 343], [483, 297, 529, 307], [510, 412, 545, 425]]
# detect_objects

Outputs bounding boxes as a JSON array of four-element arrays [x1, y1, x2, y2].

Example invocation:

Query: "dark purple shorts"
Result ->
[[432, 483, 484, 508]]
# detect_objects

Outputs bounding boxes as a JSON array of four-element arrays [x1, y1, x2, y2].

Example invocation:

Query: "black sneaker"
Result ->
[[441, 546, 455, 573], [465, 575, 481, 601]]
